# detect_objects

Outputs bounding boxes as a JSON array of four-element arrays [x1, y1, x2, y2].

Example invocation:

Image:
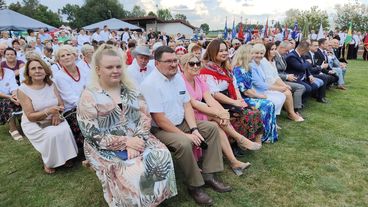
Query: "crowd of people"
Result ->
[[0, 24, 360, 206]]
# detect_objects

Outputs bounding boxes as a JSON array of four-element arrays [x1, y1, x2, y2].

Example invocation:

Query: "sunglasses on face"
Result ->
[[188, 61, 201, 67]]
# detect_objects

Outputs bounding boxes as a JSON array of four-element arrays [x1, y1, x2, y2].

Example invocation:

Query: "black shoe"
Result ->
[[188, 186, 213, 206], [317, 98, 328, 103]]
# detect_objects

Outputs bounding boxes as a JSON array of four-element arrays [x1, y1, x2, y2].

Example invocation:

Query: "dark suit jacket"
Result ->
[[314, 48, 332, 73], [285, 50, 311, 82], [303, 51, 323, 75]]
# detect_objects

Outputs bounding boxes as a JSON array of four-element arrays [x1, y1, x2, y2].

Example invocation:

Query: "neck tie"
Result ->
[[140, 67, 147, 72]]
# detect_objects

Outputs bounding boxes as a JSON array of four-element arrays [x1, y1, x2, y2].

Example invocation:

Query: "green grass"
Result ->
[[1, 60, 368, 207]]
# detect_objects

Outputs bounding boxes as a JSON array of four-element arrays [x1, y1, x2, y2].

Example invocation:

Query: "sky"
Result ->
[[5, 0, 368, 29]]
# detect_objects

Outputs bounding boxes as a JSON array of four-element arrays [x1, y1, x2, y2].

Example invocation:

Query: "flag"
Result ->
[[264, 18, 268, 38], [284, 23, 289, 40], [238, 19, 244, 40], [317, 23, 324, 40], [291, 21, 298, 39], [245, 25, 252, 43], [231, 19, 236, 39], [223, 17, 228, 40], [344, 22, 352, 45]]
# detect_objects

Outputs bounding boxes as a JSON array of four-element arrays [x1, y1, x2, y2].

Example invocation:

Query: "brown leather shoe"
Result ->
[[188, 187, 213, 206], [203, 174, 232, 193]]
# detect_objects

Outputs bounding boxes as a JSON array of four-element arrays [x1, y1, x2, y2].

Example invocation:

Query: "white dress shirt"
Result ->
[[141, 69, 190, 126], [127, 59, 155, 87]]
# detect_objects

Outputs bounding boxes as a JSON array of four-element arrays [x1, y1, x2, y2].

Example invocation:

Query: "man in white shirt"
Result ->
[[100, 25, 111, 42], [121, 27, 130, 44], [77, 29, 90, 46], [140, 46, 230, 206], [126, 45, 155, 86], [91, 28, 102, 42]]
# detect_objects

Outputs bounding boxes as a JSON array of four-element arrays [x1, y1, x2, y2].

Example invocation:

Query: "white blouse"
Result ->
[[200, 74, 238, 94], [0, 68, 18, 95]]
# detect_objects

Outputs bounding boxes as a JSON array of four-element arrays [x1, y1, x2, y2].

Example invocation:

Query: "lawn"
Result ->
[[1, 60, 367, 207]]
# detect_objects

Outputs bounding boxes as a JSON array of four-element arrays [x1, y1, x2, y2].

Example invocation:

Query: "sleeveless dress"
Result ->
[[19, 83, 78, 168]]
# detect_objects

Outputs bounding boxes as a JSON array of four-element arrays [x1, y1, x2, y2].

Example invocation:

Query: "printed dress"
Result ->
[[77, 85, 177, 207], [233, 66, 278, 143]]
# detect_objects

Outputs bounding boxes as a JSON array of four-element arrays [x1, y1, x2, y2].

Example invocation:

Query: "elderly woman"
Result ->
[[262, 42, 303, 121], [53, 45, 90, 148], [0, 65, 22, 140], [79, 44, 94, 70], [17, 57, 78, 174], [181, 53, 255, 175], [77, 44, 177, 206], [232, 44, 278, 143], [1, 47, 25, 85], [200, 39, 264, 145]]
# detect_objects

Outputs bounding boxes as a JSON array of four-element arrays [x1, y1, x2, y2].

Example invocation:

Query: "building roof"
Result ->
[[121, 16, 197, 30]]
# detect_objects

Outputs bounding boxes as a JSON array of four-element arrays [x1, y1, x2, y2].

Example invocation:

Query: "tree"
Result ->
[[147, 11, 157, 17], [174, 13, 187, 21], [157, 9, 172, 20], [8, 0, 62, 27], [61, 0, 128, 28], [200, 23, 210, 34], [335, 1, 368, 32], [128, 5, 145, 17], [284, 6, 329, 32], [0, 0, 6, 8]]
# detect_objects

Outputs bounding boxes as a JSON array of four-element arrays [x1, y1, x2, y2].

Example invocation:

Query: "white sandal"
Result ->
[[9, 130, 23, 141]]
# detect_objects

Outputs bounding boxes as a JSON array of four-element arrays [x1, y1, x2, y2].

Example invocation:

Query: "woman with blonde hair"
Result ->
[[77, 44, 177, 207], [53, 45, 89, 148], [200, 39, 264, 148], [17, 56, 78, 173], [181, 53, 251, 175], [232, 44, 278, 143]]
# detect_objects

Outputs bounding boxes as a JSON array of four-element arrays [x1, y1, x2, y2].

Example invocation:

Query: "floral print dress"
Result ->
[[77, 85, 177, 207], [233, 66, 278, 143]]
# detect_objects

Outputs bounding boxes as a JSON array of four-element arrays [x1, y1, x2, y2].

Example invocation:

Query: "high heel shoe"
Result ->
[[288, 114, 304, 122], [231, 162, 251, 176], [237, 137, 262, 151]]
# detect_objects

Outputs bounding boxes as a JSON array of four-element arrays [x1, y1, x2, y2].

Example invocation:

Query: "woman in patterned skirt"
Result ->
[[232, 45, 278, 143], [77, 44, 177, 206], [0, 66, 22, 140], [199, 39, 264, 145]]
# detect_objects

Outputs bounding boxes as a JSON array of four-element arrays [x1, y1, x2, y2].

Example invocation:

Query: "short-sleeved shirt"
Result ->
[[141, 69, 190, 126], [0, 68, 18, 95]]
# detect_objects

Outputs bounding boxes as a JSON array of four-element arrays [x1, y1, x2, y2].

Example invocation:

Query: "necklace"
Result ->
[[62, 65, 80, 82]]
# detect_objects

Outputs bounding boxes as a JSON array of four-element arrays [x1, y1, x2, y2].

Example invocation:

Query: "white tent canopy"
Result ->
[[0, 8, 55, 31], [83, 18, 142, 31]]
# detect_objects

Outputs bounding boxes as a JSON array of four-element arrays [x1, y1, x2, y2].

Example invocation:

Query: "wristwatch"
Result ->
[[190, 127, 199, 133]]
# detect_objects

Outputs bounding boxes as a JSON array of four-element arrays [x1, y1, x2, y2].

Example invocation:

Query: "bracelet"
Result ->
[[190, 127, 199, 133]]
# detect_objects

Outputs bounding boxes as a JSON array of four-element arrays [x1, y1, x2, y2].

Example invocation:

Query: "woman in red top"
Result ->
[[200, 39, 264, 147]]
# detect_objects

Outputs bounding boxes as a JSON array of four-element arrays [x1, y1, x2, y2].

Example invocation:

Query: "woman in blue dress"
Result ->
[[232, 44, 278, 143]]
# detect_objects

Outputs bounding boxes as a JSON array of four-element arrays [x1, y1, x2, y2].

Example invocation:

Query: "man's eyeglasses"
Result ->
[[158, 59, 179, 65], [188, 61, 201, 67]]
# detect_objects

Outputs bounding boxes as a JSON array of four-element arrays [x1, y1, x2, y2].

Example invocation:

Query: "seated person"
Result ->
[[199, 39, 264, 144], [126, 45, 155, 85], [181, 53, 254, 176], [326, 41, 347, 90], [17, 57, 78, 174], [0, 65, 22, 140], [274, 41, 306, 113], [249, 44, 287, 122], [285, 41, 327, 103], [232, 44, 279, 143], [53, 45, 89, 148], [77, 44, 177, 206], [1, 47, 25, 85], [261, 42, 304, 121], [141, 46, 231, 206]]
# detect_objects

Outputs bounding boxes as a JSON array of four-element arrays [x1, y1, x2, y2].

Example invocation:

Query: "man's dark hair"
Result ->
[[318, 38, 327, 46], [154, 46, 175, 60], [44, 46, 53, 53], [275, 40, 281, 47], [296, 40, 310, 51]]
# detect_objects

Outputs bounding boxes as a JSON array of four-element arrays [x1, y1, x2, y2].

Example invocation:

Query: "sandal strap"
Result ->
[[9, 130, 23, 140]]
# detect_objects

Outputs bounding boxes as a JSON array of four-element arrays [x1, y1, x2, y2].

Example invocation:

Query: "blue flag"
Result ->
[[291, 21, 298, 39], [223, 17, 228, 39], [246, 26, 252, 43], [231, 19, 236, 39]]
